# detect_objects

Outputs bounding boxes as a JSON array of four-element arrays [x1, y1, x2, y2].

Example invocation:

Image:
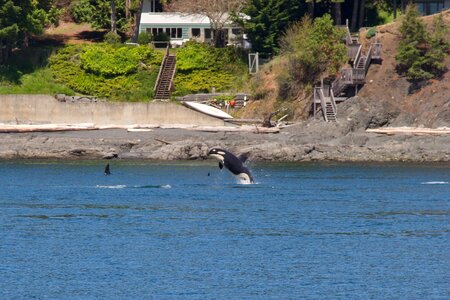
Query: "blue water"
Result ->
[[0, 161, 449, 299]]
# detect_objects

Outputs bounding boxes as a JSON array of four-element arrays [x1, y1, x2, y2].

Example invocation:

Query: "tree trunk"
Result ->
[[394, 0, 397, 19], [351, 0, 359, 31], [125, 0, 130, 20], [307, 1, 315, 18], [334, 2, 342, 25], [358, 0, 365, 29], [111, 0, 117, 33], [131, 0, 144, 43]]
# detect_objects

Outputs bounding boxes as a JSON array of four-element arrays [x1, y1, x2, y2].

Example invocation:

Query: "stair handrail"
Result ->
[[364, 45, 373, 74], [169, 59, 176, 92], [329, 88, 337, 115], [343, 19, 353, 45], [353, 45, 362, 68], [154, 45, 170, 91], [318, 87, 328, 122]]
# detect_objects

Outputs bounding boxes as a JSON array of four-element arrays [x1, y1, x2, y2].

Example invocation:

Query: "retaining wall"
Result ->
[[0, 95, 226, 126]]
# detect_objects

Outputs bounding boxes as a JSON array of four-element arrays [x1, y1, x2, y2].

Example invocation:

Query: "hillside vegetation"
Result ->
[[174, 41, 248, 96], [240, 10, 450, 127], [49, 43, 162, 101]]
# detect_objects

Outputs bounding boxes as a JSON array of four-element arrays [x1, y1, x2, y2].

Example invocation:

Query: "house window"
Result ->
[[169, 28, 182, 39], [204, 28, 212, 39], [191, 28, 201, 37]]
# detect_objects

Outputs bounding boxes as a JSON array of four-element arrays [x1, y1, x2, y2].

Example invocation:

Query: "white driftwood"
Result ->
[[366, 127, 450, 135], [0, 123, 96, 133], [0, 123, 280, 133]]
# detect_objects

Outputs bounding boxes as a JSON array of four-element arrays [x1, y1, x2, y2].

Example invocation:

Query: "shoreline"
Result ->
[[1, 125, 448, 163]]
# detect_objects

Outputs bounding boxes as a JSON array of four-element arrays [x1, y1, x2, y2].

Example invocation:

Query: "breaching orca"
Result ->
[[104, 163, 111, 175], [208, 147, 254, 184]]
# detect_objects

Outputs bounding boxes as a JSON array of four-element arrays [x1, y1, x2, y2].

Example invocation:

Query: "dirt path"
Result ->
[[38, 21, 106, 45]]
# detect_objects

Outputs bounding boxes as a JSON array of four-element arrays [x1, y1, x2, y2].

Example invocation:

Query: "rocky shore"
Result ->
[[0, 96, 448, 162]]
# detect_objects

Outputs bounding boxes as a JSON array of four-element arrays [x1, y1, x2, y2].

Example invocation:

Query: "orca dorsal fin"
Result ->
[[104, 163, 111, 175], [219, 162, 223, 169], [238, 153, 249, 163]]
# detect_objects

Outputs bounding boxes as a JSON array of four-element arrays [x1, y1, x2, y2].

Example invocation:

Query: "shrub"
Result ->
[[279, 14, 347, 99], [153, 32, 170, 48], [104, 31, 121, 44], [49, 44, 163, 101], [366, 27, 377, 39], [138, 32, 151, 45], [173, 41, 247, 96], [174, 70, 235, 95]]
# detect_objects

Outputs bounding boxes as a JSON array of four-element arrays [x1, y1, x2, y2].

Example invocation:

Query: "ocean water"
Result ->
[[0, 161, 449, 299]]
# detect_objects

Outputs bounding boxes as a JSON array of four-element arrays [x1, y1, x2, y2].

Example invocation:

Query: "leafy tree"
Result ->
[[243, 0, 306, 56], [167, 0, 247, 47], [279, 14, 347, 98], [396, 5, 448, 83], [73, 0, 127, 33]]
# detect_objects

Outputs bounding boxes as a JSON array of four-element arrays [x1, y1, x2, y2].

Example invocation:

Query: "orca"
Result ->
[[104, 163, 111, 175], [208, 147, 254, 184]]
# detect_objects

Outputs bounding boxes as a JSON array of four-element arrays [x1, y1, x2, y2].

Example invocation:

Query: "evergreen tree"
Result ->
[[0, 0, 52, 61], [243, 0, 306, 56], [396, 5, 448, 83]]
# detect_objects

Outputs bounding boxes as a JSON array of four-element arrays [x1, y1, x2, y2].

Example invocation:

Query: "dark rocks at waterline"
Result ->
[[0, 127, 448, 162]]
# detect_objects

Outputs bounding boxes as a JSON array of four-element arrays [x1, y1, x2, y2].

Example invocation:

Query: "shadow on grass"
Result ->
[[0, 46, 62, 84], [75, 30, 106, 43]]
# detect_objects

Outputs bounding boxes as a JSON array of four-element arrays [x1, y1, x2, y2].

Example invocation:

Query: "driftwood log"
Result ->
[[366, 127, 450, 135], [0, 123, 281, 134]]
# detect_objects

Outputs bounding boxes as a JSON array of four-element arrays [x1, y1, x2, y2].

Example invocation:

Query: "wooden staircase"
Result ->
[[325, 102, 336, 122], [154, 47, 176, 101], [313, 20, 382, 122]]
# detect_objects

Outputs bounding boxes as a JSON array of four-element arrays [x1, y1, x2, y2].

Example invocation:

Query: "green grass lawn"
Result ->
[[0, 67, 75, 95]]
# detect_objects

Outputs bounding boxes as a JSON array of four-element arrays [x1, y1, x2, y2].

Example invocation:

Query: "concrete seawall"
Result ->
[[0, 95, 226, 126]]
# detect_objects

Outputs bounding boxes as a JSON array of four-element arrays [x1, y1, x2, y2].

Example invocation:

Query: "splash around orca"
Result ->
[[208, 147, 254, 184]]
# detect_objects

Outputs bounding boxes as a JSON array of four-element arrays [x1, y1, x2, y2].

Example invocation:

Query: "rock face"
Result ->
[[0, 110, 448, 162]]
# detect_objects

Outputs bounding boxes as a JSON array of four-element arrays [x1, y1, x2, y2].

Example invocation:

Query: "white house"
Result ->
[[139, 0, 248, 47]]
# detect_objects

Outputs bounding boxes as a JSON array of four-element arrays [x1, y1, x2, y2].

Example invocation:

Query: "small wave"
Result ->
[[95, 185, 127, 189], [421, 181, 449, 185], [133, 184, 172, 189]]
